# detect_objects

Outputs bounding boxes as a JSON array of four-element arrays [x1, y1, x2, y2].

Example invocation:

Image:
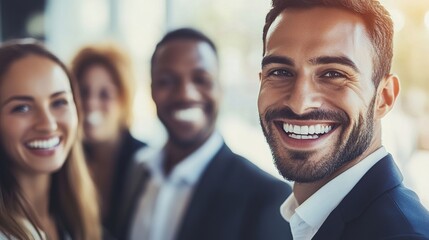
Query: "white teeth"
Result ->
[[308, 125, 315, 134], [315, 125, 321, 134], [86, 111, 103, 126], [282, 123, 334, 138], [301, 126, 309, 135], [27, 137, 60, 149], [293, 125, 300, 134], [174, 108, 204, 122], [289, 134, 319, 140]]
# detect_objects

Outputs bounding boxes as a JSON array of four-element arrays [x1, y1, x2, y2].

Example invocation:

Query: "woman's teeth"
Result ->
[[86, 111, 103, 126], [27, 137, 60, 149]]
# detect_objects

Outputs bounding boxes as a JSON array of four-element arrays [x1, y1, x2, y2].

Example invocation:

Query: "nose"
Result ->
[[176, 80, 201, 102], [35, 107, 58, 132], [285, 76, 322, 115], [85, 94, 98, 111]]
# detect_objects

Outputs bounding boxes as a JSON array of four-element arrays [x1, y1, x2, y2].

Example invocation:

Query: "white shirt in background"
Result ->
[[130, 132, 224, 240]]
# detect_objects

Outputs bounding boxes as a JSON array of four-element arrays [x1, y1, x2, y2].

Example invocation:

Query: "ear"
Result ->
[[259, 72, 262, 81], [374, 74, 400, 119]]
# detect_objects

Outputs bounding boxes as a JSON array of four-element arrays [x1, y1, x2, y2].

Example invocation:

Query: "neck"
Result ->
[[16, 172, 51, 219], [163, 143, 192, 176], [86, 132, 124, 163], [163, 137, 208, 176]]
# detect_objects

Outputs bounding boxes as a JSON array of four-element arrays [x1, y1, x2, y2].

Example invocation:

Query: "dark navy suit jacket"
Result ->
[[113, 143, 293, 240], [313, 154, 429, 240]]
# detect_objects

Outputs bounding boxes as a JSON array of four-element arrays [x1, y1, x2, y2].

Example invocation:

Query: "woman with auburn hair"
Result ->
[[0, 39, 101, 240], [70, 42, 146, 235]]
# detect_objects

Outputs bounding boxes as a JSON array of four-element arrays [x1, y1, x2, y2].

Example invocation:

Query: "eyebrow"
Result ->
[[51, 91, 69, 98], [1, 91, 69, 108], [309, 56, 360, 73], [261, 55, 295, 68], [261, 55, 360, 73]]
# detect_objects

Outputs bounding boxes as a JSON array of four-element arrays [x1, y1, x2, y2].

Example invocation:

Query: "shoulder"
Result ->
[[377, 186, 429, 229], [210, 144, 291, 197], [219, 145, 280, 182], [346, 184, 429, 237]]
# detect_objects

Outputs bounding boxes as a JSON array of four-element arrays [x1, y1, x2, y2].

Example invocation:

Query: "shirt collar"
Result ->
[[169, 131, 223, 185], [281, 147, 387, 230], [140, 131, 223, 186]]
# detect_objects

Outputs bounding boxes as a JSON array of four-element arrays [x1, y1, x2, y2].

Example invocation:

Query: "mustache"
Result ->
[[264, 107, 349, 123]]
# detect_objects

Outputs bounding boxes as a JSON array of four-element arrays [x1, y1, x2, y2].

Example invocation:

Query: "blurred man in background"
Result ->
[[115, 28, 292, 240]]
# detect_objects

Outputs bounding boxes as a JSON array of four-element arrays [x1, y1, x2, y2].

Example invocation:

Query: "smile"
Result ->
[[26, 137, 61, 149], [283, 123, 334, 140], [173, 108, 204, 122]]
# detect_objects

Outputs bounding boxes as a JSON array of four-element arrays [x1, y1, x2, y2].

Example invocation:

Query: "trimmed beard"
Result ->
[[260, 97, 375, 183]]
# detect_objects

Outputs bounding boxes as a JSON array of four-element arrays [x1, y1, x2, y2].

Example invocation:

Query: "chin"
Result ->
[[170, 131, 209, 148], [32, 162, 66, 175]]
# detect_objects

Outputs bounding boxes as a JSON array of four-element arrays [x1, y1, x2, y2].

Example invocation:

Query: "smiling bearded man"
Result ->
[[258, 0, 429, 239]]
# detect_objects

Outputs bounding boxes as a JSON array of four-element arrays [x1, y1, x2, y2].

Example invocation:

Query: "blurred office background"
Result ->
[[1, 0, 428, 207]]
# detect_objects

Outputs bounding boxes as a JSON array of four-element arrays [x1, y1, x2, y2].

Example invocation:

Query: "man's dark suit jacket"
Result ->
[[112, 143, 293, 240], [313, 154, 429, 240]]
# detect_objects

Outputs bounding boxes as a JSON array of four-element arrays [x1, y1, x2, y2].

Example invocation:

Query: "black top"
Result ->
[[85, 131, 146, 236]]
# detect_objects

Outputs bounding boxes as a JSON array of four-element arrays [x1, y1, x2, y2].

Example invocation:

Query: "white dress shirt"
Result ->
[[280, 147, 388, 240], [130, 132, 224, 240]]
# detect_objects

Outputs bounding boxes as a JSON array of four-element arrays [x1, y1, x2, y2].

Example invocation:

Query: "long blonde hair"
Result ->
[[0, 40, 101, 240]]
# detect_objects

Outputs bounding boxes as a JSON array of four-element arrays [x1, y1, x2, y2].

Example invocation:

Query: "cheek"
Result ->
[[206, 90, 221, 109], [153, 92, 171, 109], [257, 85, 284, 114], [0, 120, 23, 156], [101, 99, 121, 115], [69, 114, 79, 133], [60, 106, 79, 133], [325, 84, 374, 114], [103, 102, 124, 128]]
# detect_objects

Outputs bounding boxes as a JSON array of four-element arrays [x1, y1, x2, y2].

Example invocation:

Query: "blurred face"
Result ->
[[152, 40, 221, 148], [259, 8, 379, 182], [80, 64, 122, 143], [0, 55, 78, 175]]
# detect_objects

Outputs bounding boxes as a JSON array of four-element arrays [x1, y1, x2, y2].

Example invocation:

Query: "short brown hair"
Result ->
[[262, 0, 394, 85], [71, 42, 135, 128]]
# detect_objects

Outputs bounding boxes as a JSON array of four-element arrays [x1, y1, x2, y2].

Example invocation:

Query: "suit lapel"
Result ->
[[313, 154, 402, 239], [312, 209, 345, 240], [176, 143, 232, 240]]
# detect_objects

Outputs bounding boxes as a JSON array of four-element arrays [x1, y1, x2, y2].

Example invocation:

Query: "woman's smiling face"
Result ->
[[0, 54, 78, 175]]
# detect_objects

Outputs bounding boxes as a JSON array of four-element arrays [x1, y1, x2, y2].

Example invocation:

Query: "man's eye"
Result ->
[[194, 76, 211, 86], [270, 69, 293, 77], [322, 71, 346, 78], [155, 77, 176, 87], [11, 105, 30, 113]]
